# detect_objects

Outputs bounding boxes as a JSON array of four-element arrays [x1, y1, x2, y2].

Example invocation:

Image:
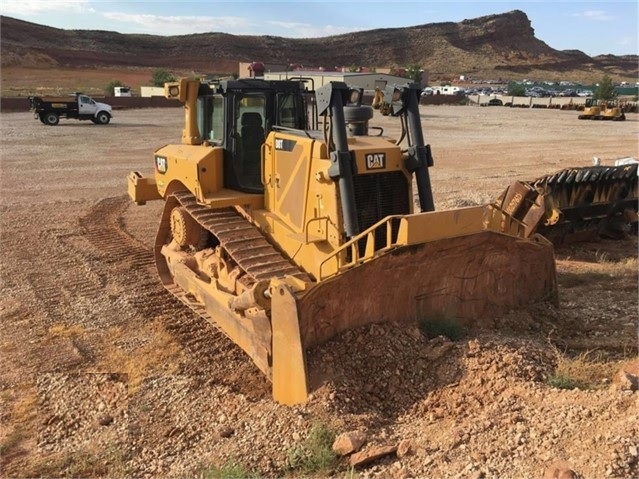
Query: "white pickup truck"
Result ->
[[28, 93, 113, 126]]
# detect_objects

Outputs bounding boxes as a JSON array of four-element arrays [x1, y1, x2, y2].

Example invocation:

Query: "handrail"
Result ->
[[318, 215, 404, 280], [305, 217, 330, 243]]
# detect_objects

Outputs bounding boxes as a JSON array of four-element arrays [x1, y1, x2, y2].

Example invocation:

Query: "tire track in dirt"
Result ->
[[78, 195, 268, 398]]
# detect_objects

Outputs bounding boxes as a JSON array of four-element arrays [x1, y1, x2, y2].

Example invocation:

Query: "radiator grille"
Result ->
[[352, 171, 411, 252]]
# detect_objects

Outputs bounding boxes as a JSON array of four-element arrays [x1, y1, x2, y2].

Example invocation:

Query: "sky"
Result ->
[[1, 0, 638, 57]]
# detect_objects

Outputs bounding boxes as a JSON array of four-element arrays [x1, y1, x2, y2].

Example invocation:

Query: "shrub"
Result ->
[[546, 373, 580, 390], [507, 82, 526, 96], [547, 348, 623, 391], [418, 316, 465, 341], [105, 80, 124, 96], [201, 459, 254, 479], [593, 74, 617, 100], [287, 422, 336, 475], [151, 69, 176, 87]]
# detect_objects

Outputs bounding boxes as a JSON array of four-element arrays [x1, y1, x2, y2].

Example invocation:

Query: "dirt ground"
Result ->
[[0, 66, 165, 97], [1, 105, 638, 478]]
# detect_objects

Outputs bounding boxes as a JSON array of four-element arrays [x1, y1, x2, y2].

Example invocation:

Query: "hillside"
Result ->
[[1, 10, 637, 96]]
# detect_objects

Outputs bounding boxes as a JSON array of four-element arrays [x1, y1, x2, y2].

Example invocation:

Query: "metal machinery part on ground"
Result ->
[[128, 78, 635, 405]]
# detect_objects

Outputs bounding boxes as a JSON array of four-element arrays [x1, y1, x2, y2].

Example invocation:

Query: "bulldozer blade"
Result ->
[[271, 280, 309, 406], [295, 231, 557, 351]]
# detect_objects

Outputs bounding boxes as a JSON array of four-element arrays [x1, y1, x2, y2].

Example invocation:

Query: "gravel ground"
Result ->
[[0, 106, 637, 478]]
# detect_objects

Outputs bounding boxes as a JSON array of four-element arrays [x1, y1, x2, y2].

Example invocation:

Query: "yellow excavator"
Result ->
[[371, 87, 391, 115], [127, 78, 634, 405], [578, 98, 626, 121]]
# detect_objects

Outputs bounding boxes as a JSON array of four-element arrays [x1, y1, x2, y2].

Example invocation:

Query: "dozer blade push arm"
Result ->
[[384, 83, 435, 212], [316, 82, 360, 238]]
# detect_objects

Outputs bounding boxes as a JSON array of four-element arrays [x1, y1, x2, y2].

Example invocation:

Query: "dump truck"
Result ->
[[29, 93, 112, 125], [127, 78, 635, 405]]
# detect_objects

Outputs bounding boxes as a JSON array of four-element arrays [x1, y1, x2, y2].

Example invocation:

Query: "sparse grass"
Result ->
[[21, 447, 127, 479], [201, 459, 256, 479], [557, 271, 609, 288], [0, 430, 26, 457], [418, 316, 465, 341], [48, 323, 85, 338], [596, 253, 638, 277], [343, 465, 357, 478], [12, 392, 37, 422], [547, 348, 623, 390], [287, 422, 336, 475], [558, 252, 637, 288], [0, 390, 37, 459], [546, 373, 581, 390], [100, 325, 180, 393]]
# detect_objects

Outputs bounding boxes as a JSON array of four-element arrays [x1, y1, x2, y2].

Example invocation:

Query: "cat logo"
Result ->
[[365, 152, 386, 170], [274, 138, 296, 151]]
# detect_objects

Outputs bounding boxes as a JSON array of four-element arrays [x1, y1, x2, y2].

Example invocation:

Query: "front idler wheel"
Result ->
[[170, 206, 205, 248]]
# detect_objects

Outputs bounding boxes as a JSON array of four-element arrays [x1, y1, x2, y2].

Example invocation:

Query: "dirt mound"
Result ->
[[306, 322, 556, 417]]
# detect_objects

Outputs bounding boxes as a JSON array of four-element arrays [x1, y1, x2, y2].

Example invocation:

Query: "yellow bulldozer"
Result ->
[[128, 78, 636, 405], [578, 98, 626, 121]]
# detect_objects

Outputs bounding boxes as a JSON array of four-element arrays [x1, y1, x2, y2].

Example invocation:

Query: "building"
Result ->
[[140, 86, 166, 97], [262, 71, 423, 91], [238, 62, 289, 78]]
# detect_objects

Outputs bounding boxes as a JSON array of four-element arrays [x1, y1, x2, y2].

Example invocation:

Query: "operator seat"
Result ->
[[240, 112, 265, 177]]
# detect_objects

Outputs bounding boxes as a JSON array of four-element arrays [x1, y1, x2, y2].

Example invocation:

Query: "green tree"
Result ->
[[507, 81, 526, 96], [406, 64, 423, 83], [348, 64, 359, 72], [105, 80, 125, 96], [151, 69, 176, 87], [593, 75, 617, 100]]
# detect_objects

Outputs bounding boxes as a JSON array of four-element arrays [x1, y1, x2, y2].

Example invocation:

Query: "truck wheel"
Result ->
[[95, 111, 111, 125], [43, 112, 59, 126]]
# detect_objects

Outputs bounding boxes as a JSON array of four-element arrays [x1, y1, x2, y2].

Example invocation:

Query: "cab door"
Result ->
[[226, 92, 267, 193], [78, 95, 97, 115]]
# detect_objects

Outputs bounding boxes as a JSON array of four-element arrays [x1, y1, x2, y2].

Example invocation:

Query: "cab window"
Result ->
[[235, 94, 266, 192], [276, 93, 305, 129], [197, 95, 224, 143]]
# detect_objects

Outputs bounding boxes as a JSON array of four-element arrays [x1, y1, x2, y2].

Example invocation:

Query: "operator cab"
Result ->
[[195, 79, 310, 193]]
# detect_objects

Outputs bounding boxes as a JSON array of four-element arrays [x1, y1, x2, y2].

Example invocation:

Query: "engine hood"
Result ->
[[95, 102, 112, 111]]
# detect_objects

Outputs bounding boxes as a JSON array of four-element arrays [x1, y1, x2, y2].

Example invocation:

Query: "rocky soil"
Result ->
[[0, 105, 637, 479]]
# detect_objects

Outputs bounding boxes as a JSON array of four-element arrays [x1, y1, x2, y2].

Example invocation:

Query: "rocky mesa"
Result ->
[[1, 9, 637, 90]]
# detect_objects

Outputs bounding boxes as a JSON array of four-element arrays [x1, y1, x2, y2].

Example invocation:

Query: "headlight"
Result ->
[[168, 85, 180, 97], [348, 89, 362, 105]]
